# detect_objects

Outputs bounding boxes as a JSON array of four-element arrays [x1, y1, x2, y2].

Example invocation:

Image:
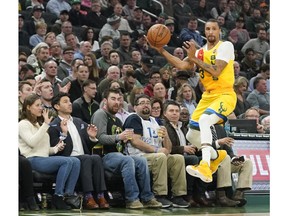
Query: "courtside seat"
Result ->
[[32, 170, 56, 195]]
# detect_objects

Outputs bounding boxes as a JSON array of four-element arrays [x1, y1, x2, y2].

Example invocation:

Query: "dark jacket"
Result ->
[[48, 116, 96, 156], [72, 96, 100, 124], [163, 119, 186, 154]]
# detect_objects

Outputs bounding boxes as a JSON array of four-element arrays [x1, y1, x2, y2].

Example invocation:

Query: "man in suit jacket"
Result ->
[[48, 92, 109, 210], [213, 124, 253, 207], [162, 100, 214, 207]]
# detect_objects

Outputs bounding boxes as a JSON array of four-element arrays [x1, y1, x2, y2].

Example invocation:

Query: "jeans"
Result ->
[[28, 156, 80, 196], [102, 152, 154, 202]]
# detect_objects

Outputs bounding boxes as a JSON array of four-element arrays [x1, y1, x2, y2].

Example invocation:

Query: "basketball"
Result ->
[[147, 24, 171, 48]]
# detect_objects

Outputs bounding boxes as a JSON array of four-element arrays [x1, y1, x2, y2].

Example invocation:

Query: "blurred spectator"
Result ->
[[56, 21, 80, 48], [191, 0, 210, 23], [51, 9, 70, 35], [68, 64, 90, 102], [46, 0, 72, 17], [172, 0, 193, 33], [74, 41, 92, 60], [57, 46, 74, 81], [98, 14, 121, 42], [81, 27, 100, 52], [85, 0, 107, 29], [25, 0, 45, 11], [134, 55, 154, 86], [71, 79, 100, 124], [68, 0, 88, 27], [217, 15, 229, 41], [113, 2, 133, 33], [144, 67, 162, 98], [179, 16, 203, 48], [240, 48, 260, 80], [84, 52, 102, 85], [19, 14, 30, 48], [142, 13, 155, 32], [228, 16, 250, 58], [165, 19, 182, 47], [65, 32, 80, 52], [261, 115, 270, 134], [240, 0, 253, 19], [122, 0, 137, 20], [167, 70, 190, 100], [246, 77, 270, 116], [29, 21, 47, 49], [49, 41, 63, 65], [131, 50, 142, 69], [24, 5, 46, 36], [153, 82, 167, 103], [128, 6, 144, 31], [245, 8, 266, 38], [116, 31, 134, 63], [131, 30, 156, 57], [233, 76, 251, 117], [244, 108, 265, 133], [233, 61, 247, 78], [97, 41, 113, 72], [210, 0, 235, 25], [150, 97, 164, 125], [44, 32, 57, 47], [248, 63, 270, 92], [241, 26, 269, 62], [176, 83, 197, 116]]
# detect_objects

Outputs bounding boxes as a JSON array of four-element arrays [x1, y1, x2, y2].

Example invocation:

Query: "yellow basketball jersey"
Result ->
[[190, 41, 236, 127], [197, 41, 235, 93]]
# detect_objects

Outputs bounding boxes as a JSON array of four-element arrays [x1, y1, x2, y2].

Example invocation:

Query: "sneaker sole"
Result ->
[[186, 166, 212, 183], [172, 203, 190, 208]]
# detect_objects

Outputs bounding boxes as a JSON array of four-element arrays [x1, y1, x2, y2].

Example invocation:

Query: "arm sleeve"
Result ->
[[18, 121, 50, 148], [217, 41, 235, 63], [123, 114, 143, 135], [91, 110, 117, 145]]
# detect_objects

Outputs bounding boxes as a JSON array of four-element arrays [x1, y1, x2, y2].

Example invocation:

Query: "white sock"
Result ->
[[202, 146, 211, 166], [202, 145, 218, 166]]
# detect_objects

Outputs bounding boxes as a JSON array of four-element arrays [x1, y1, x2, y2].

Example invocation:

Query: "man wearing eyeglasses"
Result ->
[[57, 46, 74, 80], [123, 94, 189, 208]]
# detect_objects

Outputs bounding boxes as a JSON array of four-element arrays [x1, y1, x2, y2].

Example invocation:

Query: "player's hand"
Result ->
[[182, 41, 197, 59], [145, 35, 164, 53]]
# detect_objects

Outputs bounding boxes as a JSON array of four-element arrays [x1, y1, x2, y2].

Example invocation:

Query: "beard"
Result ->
[[107, 104, 119, 115], [207, 35, 216, 43], [142, 107, 151, 116]]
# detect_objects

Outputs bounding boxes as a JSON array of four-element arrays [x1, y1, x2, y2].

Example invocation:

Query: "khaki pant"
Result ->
[[143, 153, 187, 197], [217, 156, 253, 190]]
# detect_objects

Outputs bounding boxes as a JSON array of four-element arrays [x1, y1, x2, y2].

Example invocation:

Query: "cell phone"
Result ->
[[232, 156, 245, 163], [239, 156, 245, 162]]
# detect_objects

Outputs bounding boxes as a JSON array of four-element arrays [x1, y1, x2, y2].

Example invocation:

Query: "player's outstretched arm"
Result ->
[[146, 36, 193, 71]]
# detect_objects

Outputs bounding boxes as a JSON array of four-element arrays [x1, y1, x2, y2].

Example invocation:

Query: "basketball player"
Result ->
[[148, 19, 236, 183]]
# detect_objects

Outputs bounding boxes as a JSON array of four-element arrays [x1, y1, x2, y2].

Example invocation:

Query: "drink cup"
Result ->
[[125, 128, 134, 140], [157, 126, 165, 139]]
